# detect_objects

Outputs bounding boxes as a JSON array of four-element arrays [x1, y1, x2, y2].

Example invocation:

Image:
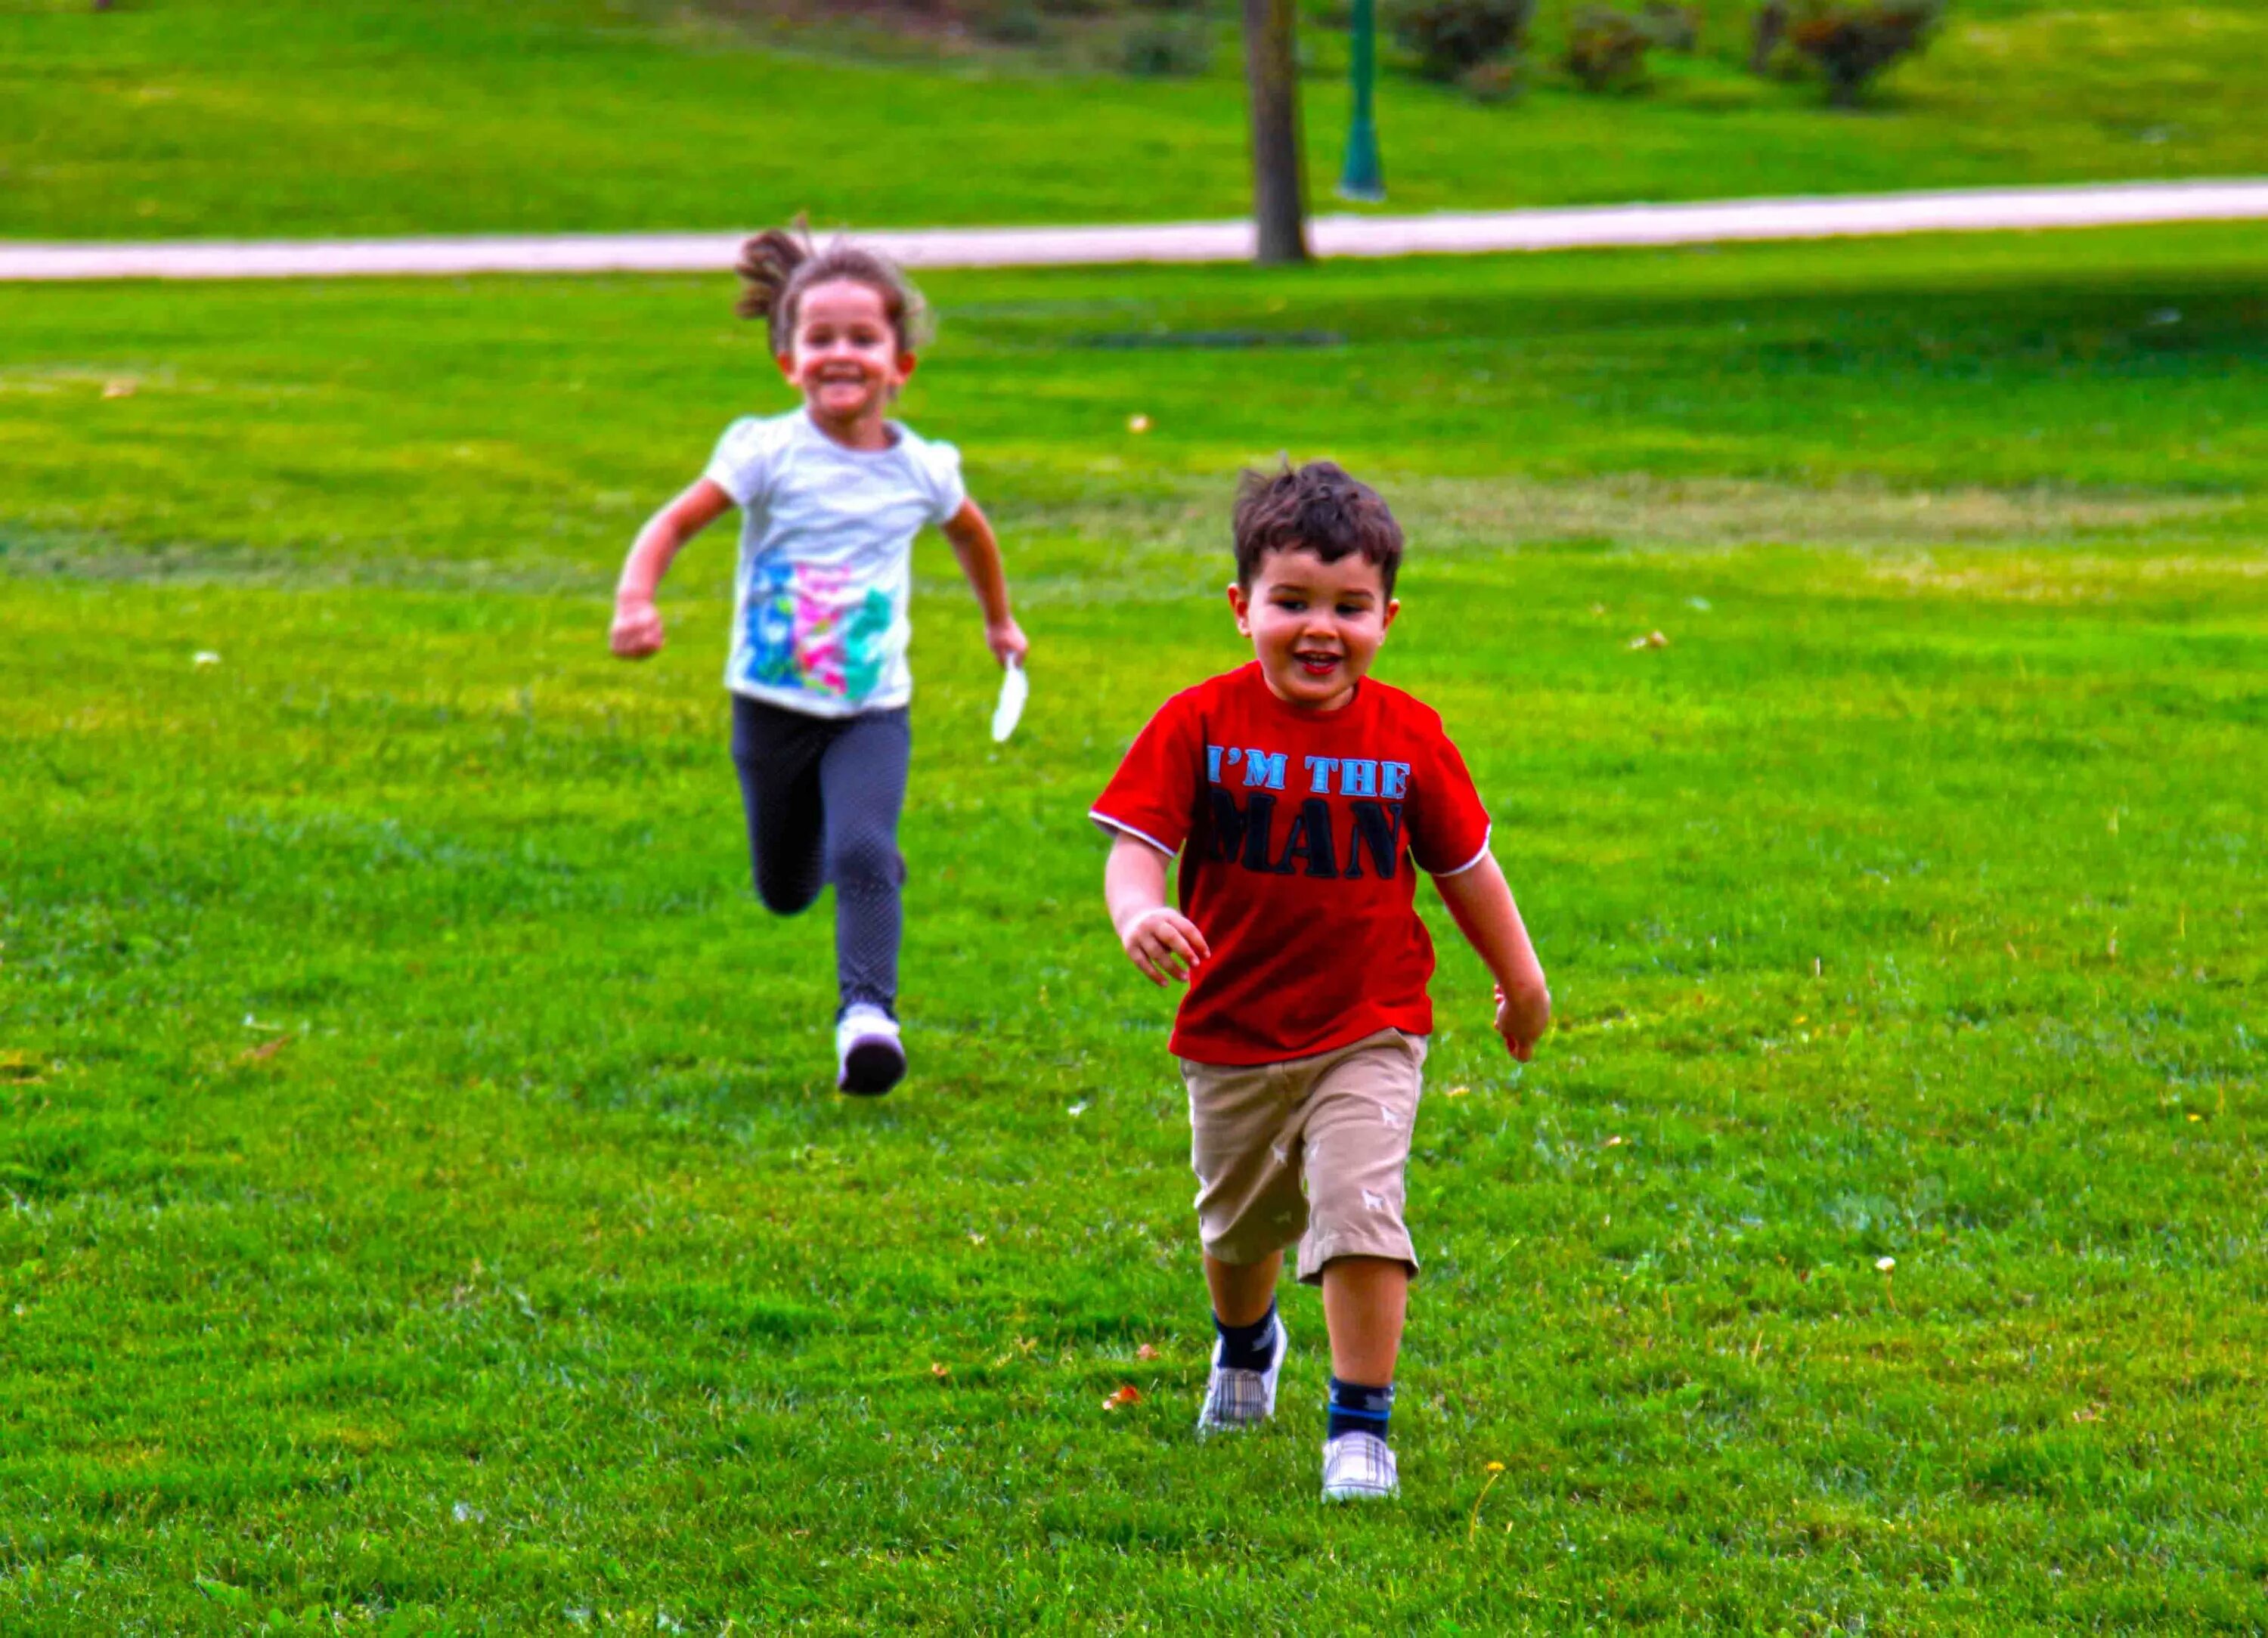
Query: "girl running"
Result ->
[[609, 226, 1027, 1095]]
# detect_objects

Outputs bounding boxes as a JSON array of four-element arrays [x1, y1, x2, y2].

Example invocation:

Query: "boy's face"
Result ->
[[1228, 545, 1399, 713], [779, 278, 913, 427]]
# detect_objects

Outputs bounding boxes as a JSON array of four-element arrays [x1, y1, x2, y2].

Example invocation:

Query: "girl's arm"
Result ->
[[1432, 853, 1551, 1061], [940, 499, 1029, 667], [1104, 832, 1209, 987], [610, 478, 735, 659]]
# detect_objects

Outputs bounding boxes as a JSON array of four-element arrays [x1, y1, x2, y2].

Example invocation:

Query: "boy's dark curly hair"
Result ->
[[1232, 460, 1405, 597], [733, 221, 930, 357]]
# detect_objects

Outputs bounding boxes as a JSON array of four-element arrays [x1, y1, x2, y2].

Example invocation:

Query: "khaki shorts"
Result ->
[[1179, 1028, 1428, 1284]]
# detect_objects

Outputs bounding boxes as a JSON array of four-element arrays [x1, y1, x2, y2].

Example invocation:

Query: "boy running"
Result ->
[[1090, 461, 1551, 1502]]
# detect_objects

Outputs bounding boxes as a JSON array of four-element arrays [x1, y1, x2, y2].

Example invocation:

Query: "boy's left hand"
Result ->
[[986, 617, 1029, 667], [1494, 980, 1551, 1062]]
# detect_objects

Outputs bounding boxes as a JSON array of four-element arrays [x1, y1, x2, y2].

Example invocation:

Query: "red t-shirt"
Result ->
[[1092, 662, 1492, 1066]]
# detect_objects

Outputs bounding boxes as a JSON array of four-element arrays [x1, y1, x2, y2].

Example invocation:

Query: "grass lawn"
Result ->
[[5, 0, 2268, 240], [3, 228, 2265, 1630]]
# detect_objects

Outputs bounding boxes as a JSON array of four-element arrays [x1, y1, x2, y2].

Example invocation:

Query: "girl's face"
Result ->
[[780, 278, 913, 428], [1228, 546, 1399, 713]]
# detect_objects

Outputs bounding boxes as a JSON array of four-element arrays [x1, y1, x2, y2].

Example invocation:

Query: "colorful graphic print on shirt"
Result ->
[[742, 559, 895, 702]]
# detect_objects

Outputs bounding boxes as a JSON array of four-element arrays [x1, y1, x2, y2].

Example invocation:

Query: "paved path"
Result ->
[[6, 181, 2266, 281]]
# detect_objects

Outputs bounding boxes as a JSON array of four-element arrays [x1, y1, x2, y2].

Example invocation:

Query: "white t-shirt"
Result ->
[[704, 409, 967, 717]]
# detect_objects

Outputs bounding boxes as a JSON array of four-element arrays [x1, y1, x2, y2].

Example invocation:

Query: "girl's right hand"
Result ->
[[611, 597, 666, 659], [1119, 906, 1210, 988]]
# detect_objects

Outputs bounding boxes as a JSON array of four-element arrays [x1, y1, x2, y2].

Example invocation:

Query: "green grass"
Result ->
[[3, 231, 2265, 1630], [7, 224, 2266, 588], [4, 0, 2267, 240]]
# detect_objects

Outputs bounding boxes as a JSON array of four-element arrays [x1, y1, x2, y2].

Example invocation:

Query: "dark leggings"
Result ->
[[730, 696, 911, 1017]]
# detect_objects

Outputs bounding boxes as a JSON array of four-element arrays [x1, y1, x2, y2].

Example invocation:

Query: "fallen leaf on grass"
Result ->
[[1136, 1343, 1159, 1361], [1127, 414, 1152, 434], [1101, 1386, 1142, 1411], [1628, 630, 1668, 650], [930, 1362, 950, 1380], [235, 1034, 292, 1065], [103, 379, 138, 400], [1445, 1085, 1470, 1098]]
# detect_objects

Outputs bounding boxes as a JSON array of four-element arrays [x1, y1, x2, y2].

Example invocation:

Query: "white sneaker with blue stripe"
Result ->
[[1321, 1431, 1399, 1501]]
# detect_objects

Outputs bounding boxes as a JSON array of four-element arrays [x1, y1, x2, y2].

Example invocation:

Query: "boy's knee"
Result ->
[[1299, 1175, 1413, 1273]]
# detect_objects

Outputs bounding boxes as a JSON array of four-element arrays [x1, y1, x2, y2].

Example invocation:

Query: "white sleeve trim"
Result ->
[[1089, 810, 1177, 858], [1432, 827, 1493, 878]]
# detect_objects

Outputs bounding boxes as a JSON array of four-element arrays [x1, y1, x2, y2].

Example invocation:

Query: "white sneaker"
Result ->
[[835, 1005, 905, 1096], [1195, 1315, 1284, 1437], [1320, 1431, 1399, 1501]]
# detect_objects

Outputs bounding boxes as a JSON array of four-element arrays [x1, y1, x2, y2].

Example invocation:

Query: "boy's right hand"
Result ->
[[1120, 906, 1210, 988], [611, 597, 665, 659]]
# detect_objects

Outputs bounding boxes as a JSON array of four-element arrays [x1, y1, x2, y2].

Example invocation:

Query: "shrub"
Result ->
[[1120, 14, 1213, 73], [1458, 57, 1523, 100], [1387, 0, 1535, 82], [1786, 0, 1940, 104], [1641, 0, 1698, 51], [1566, 5, 1650, 91], [972, 0, 1048, 41]]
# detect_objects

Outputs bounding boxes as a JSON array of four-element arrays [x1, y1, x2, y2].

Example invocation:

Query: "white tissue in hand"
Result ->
[[990, 658, 1028, 743]]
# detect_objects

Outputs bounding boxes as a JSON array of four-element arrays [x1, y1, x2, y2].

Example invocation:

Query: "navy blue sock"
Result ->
[[1327, 1376, 1394, 1442], [1213, 1302, 1278, 1372]]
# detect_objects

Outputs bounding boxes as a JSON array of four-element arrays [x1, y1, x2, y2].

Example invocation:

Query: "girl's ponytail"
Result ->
[[731, 218, 928, 358], [733, 224, 812, 333]]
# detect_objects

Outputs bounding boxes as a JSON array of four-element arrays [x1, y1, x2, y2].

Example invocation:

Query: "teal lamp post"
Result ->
[[1338, 0, 1386, 202]]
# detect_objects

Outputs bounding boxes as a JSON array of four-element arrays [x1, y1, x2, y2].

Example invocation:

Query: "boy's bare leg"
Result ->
[[1320, 1256, 1408, 1383], [1204, 1250, 1282, 1327]]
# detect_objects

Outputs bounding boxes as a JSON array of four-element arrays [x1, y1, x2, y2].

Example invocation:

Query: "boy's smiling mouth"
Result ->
[[1295, 649, 1342, 677]]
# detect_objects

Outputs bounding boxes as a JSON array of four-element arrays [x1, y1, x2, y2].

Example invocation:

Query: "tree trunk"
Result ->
[[1748, 0, 1786, 73], [1241, 0, 1309, 265]]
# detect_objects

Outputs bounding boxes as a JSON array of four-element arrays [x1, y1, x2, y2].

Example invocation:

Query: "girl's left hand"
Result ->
[[985, 617, 1030, 667]]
